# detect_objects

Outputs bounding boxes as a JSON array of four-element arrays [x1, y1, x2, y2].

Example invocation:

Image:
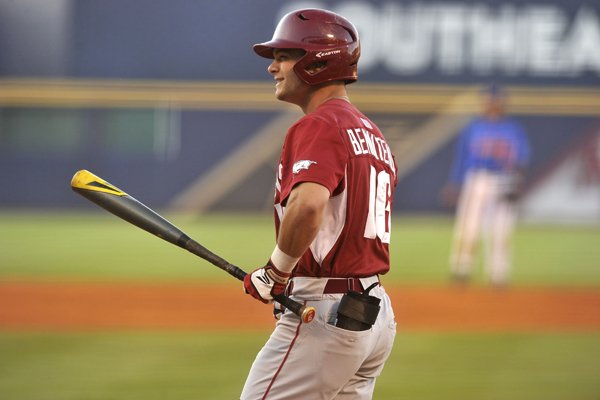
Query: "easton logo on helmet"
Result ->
[[316, 50, 342, 58]]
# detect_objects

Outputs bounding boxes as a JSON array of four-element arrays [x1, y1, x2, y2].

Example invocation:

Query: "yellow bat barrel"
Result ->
[[70, 169, 191, 248], [71, 169, 128, 196]]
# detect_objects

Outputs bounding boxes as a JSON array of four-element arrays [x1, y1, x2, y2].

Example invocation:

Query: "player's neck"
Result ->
[[302, 83, 349, 114], [485, 112, 504, 121]]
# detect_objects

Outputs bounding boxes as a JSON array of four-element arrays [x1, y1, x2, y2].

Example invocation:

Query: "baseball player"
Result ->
[[241, 9, 398, 400], [442, 84, 531, 287]]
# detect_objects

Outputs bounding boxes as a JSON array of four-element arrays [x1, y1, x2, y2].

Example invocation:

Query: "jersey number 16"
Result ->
[[364, 166, 392, 244]]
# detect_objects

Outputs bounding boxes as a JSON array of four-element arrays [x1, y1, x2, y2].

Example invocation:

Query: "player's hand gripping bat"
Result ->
[[70, 169, 316, 324]]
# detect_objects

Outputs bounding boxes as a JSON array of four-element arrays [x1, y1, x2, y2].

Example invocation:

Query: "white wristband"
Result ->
[[270, 245, 300, 274]]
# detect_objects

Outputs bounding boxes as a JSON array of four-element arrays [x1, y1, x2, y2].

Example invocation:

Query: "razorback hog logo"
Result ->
[[316, 49, 341, 58], [293, 160, 317, 174]]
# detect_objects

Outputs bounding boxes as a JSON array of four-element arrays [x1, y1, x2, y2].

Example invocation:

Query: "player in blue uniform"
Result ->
[[442, 84, 531, 286]]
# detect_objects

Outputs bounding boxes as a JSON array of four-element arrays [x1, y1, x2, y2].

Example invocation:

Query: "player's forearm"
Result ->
[[277, 211, 321, 258], [277, 182, 329, 259]]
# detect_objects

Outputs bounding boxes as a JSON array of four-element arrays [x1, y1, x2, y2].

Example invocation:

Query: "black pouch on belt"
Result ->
[[335, 282, 381, 331]]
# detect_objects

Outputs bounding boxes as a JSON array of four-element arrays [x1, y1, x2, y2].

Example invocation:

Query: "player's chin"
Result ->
[[274, 87, 287, 100], [276, 92, 295, 104]]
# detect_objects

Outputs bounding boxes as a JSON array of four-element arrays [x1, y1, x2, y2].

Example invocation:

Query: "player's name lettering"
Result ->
[[346, 128, 394, 171]]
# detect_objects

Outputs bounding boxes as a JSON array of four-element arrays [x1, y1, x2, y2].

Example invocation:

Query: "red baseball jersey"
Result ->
[[274, 99, 398, 278]]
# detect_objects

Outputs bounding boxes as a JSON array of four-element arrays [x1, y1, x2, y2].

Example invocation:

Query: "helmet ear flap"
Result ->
[[306, 60, 327, 72], [294, 58, 328, 84]]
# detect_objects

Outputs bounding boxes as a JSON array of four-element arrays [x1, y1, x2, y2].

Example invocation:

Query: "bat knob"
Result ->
[[301, 306, 316, 323]]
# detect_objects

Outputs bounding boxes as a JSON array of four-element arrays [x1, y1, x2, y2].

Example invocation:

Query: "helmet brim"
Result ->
[[253, 39, 309, 59], [252, 44, 275, 59]]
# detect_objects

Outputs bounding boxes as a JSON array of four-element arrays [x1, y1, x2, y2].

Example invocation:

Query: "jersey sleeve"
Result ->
[[280, 116, 348, 201]]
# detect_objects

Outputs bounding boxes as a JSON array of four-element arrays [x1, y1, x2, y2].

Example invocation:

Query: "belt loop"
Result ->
[[347, 278, 353, 292]]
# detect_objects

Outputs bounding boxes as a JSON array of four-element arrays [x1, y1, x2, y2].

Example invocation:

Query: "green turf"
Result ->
[[0, 331, 263, 400], [376, 332, 600, 400], [1, 212, 599, 285], [0, 331, 598, 400], [0, 212, 275, 282]]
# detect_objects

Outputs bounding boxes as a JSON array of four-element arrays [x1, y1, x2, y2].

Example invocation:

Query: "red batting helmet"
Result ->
[[253, 9, 360, 85]]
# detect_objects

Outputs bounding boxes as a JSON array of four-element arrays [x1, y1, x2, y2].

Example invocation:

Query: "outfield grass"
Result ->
[[379, 332, 600, 400], [0, 331, 598, 400], [1, 211, 599, 285]]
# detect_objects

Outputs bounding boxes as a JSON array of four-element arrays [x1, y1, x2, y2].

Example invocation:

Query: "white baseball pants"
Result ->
[[450, 170, 516, 285], [240, 276, 396, 400]]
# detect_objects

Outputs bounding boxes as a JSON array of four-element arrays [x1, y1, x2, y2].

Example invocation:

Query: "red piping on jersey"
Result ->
[[261, 304, 305, 399]]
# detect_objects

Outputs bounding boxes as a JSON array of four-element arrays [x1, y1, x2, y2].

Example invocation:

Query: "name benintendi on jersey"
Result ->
[[346, 127, 395, 175]]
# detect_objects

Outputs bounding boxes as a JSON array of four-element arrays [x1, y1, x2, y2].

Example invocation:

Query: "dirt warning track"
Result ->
[[1, 282, 599, 332]]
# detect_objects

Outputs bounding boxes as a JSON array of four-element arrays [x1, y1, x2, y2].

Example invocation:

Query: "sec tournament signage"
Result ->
[[279, 1, 600, 83]]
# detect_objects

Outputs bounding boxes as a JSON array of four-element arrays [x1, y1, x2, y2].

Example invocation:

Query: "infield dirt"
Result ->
[[1, 282, 599, 331]]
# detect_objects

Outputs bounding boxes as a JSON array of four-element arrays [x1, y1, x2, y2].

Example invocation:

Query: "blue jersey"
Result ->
[[450, 117, 531, 185]]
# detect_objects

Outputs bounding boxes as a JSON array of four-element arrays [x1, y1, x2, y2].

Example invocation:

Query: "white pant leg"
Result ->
[[240, 283, 396, 400], [485, 199, 515, 285], [450, 171, 494, 277]]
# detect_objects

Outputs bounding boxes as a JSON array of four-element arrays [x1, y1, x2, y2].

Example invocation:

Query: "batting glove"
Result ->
[[244, 260, 290, 304]]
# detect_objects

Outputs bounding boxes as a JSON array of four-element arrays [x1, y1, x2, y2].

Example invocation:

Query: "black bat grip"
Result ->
[[184, 239, 316, 323]]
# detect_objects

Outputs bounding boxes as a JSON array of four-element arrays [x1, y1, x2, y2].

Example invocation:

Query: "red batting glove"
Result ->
[[244, 260, 290, 304]]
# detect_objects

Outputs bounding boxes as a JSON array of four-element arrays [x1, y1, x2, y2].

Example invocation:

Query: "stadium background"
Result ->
[[1, 0, 599, 399]]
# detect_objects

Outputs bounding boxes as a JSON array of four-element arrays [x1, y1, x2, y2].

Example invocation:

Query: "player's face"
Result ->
[[268, 49, 310, 104], [482, 94, 505, 119]]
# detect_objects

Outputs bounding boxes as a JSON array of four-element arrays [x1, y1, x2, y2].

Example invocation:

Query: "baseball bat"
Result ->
[[70, 169, 315, 324]]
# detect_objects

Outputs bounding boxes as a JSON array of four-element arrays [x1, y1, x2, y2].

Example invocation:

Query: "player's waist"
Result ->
[[470, 161, 514, 173], [287, 275, 380, 298], [466, 169, 515, 183]]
